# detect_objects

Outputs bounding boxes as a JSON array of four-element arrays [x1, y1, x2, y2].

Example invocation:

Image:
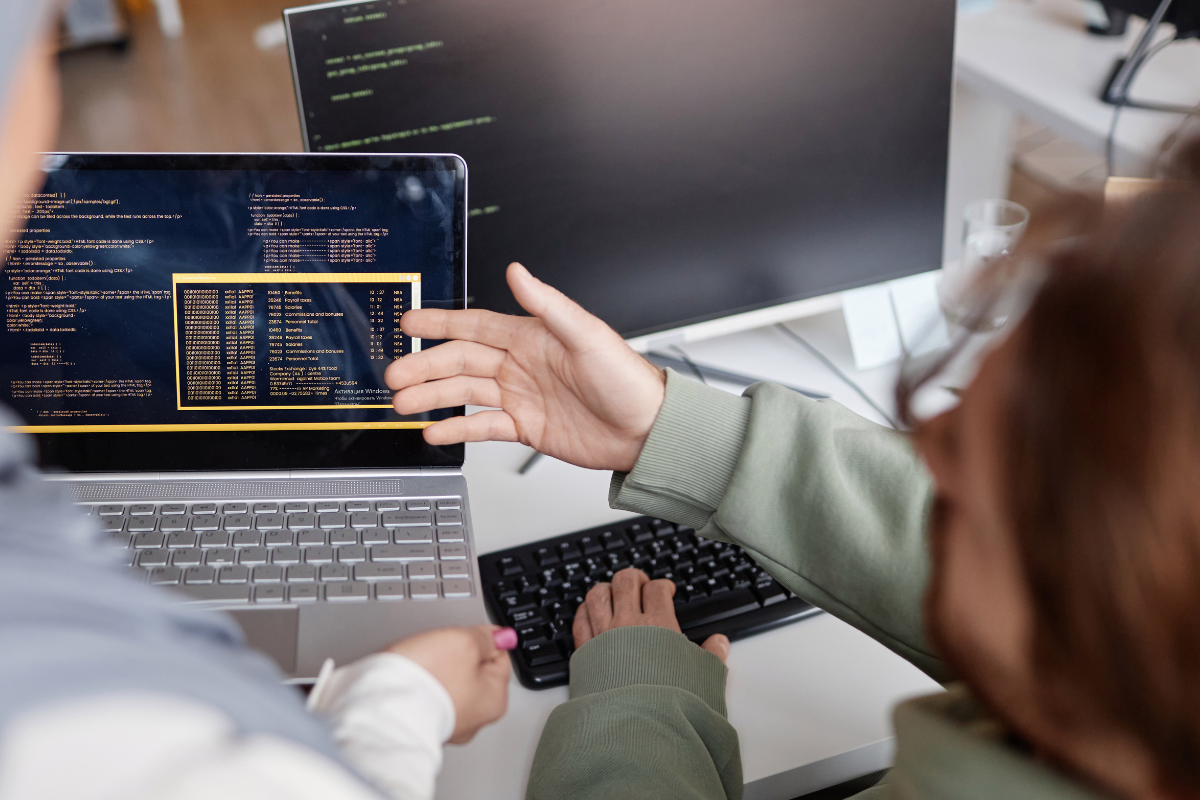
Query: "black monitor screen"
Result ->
[[285, 0, 955, 337], [2, 153, 466, 472]]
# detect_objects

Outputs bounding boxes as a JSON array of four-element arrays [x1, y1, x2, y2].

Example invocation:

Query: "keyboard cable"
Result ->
[[774, 322, 900, 429]]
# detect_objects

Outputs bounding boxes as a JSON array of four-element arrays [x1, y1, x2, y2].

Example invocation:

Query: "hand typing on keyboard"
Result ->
[[575, 568, 730, 663], [385, 262, 665, 472]]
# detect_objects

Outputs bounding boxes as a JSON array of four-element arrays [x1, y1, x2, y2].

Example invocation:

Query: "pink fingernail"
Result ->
[[493, 627, 518, 651]]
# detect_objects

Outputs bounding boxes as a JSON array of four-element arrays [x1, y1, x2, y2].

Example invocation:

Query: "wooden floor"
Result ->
[[57, 0, 303, 153]]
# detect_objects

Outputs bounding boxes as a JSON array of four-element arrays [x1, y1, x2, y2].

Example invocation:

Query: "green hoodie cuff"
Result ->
[[569, 625, 729, 717], [609, 369, 751, 531]]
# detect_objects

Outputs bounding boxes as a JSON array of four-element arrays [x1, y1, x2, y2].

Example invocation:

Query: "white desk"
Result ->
[[435, 310, 940, 800], [944, 0, 1200, 260], [957, 0, 1200, 173]]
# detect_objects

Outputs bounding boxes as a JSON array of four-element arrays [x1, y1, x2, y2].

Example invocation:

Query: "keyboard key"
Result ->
[[752, 581, 789, 606], [349, 512, 378, 528], [184, 566, 216, 585], [255, 585, 286, 603], [393, 528, 433, 543], [376, 580, 406, 600], [191, 503, 217, 515], [252, 503, 278, 514], [509, 607, 545, 625], [382, 511, 433, 528], [224, 515, 253, 531], [199, 531, 230, 548], [283, 502, 309, 513], [264, 530, 294, 547], [223, 503, 249, 515], [329, 529, 359, 546], [296, 529, 326, 546], [253, 565, 283, 583], [219, 565, 249, 584], [579, 536, 603, 555], [287, 565, 317, 583], [315, 501, 340, 513], [675, 588, 761, 630], [319, 513, 347, 529], [435, 510, 463, 526], [160, 504, 186, 515], [441, 562, 470, 579], [127, 517, 158, 532], [442, 579, 472, 598], [371, 544, 436, 561], [345, 501, 371, 512], [148, 566, 182, 585], [535, 547, 559, 567], [304, 546, 334, 564], [271, 546, 301, 565], [171, 548, 202, 566], [136, 549, 169, 567], [133, 532, 165, 549], [497, 556, 524, 576], [600, 531, 627, 550], [439, 544, 468, 561], [321, 564, 350, 581], [255, 514, 285, 530], [437, 527, 464, 543], [516, 624, 549, 644], [161, 519, 192, 536], [180, 584, 250, 603], [436, 498, 462, 510], [167, 531, 197, 549], [355, 562, 406, 580], [361, 527, 390, 545], [406, 499, 431, 511], [231, 530, 263, 547], [410, 582, 440, 600], [559, 542, 582, 560], [288, 513, 316, 530], [289, 584, 320, 603], [522, 641, 565, 666], [129, 504, 156, 516], [159, 516, 189, 533], [375, 500, 401, 511], [205, 548, 236, 565], [97, 504, 124, 516], [337, 545, 367, 563], [326, 582, 369, 602], [408, 563, 437, 580], [238, 546, 268, 565]]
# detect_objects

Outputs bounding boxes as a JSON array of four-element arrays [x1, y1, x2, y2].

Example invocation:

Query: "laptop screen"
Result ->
[[2, 154, 467, 472]]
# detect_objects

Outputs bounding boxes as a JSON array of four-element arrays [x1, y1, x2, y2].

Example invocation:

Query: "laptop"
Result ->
[[2, 152, 488, 679]]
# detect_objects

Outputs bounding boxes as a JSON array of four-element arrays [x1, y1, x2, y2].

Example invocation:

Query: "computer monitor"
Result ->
[[284, 0, 955, 344]]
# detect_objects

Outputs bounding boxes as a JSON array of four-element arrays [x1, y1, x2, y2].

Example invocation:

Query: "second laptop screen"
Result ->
[[1, 155, 465, 434]]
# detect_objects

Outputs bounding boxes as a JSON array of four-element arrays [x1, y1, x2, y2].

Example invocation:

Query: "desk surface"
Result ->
[[956, 0, 1200, 172], [435, 310, 940, 800]]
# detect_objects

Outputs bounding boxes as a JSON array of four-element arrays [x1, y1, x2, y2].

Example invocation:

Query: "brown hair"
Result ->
[[901, 136, 1200, 793]]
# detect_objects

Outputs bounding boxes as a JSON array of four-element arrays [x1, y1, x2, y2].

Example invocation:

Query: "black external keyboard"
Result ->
[[480, 515, 821, 688]]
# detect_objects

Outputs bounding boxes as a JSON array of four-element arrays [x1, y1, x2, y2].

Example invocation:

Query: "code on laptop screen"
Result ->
[[1, 154, 465, 437]]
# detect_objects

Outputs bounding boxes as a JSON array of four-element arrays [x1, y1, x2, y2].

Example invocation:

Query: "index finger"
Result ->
[[401, 308, 528, 351]]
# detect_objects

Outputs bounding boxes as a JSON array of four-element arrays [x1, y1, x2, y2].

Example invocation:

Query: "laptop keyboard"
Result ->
[[94, 497, 475, 604], [480, 515, 821, 689]]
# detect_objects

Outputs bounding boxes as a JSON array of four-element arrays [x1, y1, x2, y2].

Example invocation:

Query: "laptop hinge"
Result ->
[[44, 468, 451, 482]]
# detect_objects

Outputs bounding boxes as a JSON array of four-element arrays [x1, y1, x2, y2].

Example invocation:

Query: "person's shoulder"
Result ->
[[888, 684, 1101, 800]]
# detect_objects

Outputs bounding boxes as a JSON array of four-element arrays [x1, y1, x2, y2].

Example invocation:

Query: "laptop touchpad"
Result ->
[[229, 606, 299, 675]]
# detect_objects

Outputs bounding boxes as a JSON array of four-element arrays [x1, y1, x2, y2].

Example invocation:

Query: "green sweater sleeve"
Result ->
[[611, 370, 947, 682], [526, 625, 742, 800]]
